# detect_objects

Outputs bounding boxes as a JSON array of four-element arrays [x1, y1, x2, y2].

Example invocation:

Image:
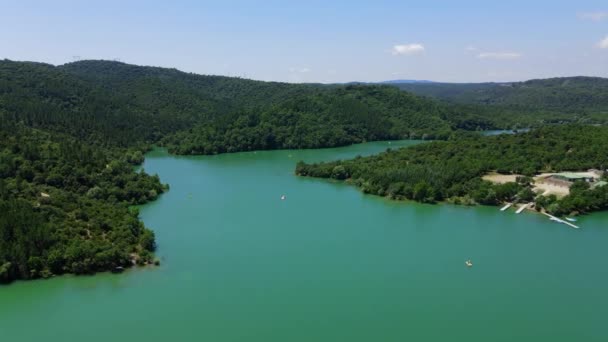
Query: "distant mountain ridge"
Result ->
[[341, 79, 437, 86], [388, 76, 608, 113], [380, 79, 437, 84]]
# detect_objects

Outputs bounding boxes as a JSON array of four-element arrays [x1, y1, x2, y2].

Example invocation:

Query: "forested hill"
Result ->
[[0, 60, 164, 146], [1, 60, 311, 146], [1, 59, 558, 155], [59, 60, 316, 110], [0, 122, 167, 283], [0, 61, 174, 283], [60, 60, 460, 152], [393, 77, 608, 117], [4, 60, 608, 155]]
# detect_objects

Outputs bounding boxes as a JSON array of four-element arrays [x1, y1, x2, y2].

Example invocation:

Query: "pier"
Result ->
[[515, 203, 532, 214], [541, 212, 580, 229], [500, 203, 512, 211], [498, 202, 580, 229]]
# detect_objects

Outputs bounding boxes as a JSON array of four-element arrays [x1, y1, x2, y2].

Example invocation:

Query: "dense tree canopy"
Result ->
[[9, 59, 606, 156], [161, 85, 460, 154], [394, 77, 608, 126], [296, 125, 608, 215], [0, 122, 166, 283]]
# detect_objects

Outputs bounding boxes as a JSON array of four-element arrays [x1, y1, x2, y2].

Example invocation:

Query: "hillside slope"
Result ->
[[394, 77, 608, 118], [2, 59, 491, 153]]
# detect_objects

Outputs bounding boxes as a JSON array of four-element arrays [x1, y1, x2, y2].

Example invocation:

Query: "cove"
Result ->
[[1, 141, 607, 342]]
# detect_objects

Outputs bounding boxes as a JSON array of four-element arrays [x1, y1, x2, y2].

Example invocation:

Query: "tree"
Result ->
[[331, 165, 348, 180], [413, 181, 431, 202]]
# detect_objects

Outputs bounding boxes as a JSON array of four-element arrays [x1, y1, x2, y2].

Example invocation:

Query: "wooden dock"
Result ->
[[515, 203, 531, 214], [499, 201, 581, 229], [541, 212, 580, 229]]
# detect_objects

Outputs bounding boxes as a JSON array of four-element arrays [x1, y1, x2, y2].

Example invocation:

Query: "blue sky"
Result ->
[[1, 0, 607, 82]]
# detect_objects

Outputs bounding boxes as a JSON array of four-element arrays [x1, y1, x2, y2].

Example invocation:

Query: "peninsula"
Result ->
[[296, 125, 608, 217]]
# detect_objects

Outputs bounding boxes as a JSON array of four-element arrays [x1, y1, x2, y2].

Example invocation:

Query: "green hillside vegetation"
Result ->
[[296, 125, 608, 216], [161, 86, 459, 154], [2, 59, 573, 155], [394, 77, 608, 126], [57, 61, 503, 151], [0, 121, 167, 283]]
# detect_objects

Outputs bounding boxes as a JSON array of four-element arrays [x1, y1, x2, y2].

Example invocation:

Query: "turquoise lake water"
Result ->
[[1, 141, 607, 341]]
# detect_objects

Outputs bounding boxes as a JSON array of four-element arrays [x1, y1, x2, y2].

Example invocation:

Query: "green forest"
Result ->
[[1, 58, 608, 283], [5, 60, 607, 155], [394, 77, 608, 125], [296, 125, 608, 216], [0, 122, 167, 283]]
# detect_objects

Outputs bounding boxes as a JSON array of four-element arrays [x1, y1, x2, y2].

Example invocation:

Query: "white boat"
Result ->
[[565, 217, 577, 222], [281, 195, 286, 200], [465, 260, 473, 267]]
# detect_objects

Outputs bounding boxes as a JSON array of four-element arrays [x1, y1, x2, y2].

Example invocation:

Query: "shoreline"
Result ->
[[0, 262, 161, 287], [328, 177, 597, 220]]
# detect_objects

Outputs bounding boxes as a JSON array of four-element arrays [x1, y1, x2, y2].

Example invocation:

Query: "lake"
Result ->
[[1, 141, 607, 341]]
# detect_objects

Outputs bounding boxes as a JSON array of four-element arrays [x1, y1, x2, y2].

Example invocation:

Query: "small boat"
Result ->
[[281, 195, 286, 200], [465, 260, 473, 267], [565, 217, 577, 222]]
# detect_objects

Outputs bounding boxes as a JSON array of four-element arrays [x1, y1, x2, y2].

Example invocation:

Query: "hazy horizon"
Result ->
[[2, 0, 607, 83], [6, 57, 608, 85]]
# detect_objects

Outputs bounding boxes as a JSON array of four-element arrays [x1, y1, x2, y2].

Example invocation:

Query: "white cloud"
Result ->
[[578, 11, 608, 21], [289, 67, 310, 73], [477, 52, 522, 60], [391, 43, 425, 56], [597, 36, 608, 49], [465, 45, 478, 52]]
